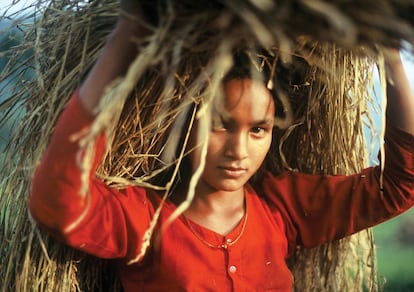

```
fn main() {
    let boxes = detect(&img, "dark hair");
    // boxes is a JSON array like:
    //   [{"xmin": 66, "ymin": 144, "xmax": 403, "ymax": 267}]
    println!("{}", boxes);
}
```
[
  {"xmin": 224, "ymin": 49, "xmax": 286, "ymax": 118},
  {"xmin": 225, "ymin": 48, "xmax": 310, "ymax": 120}
]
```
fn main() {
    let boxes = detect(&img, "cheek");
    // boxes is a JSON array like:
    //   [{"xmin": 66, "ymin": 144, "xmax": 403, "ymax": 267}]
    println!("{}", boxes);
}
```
[
  {"xmin": 205, "ymin": 135, "xmax": 224, "ymax": 160},
  {"xmin": 190, "ymin": 146, "xmax": 201, "ymax": 171},
  {"xmin": 191, "ymin": 132, "xmax": 223, "ymax": 170},
  {"xmin": 251, "ymin": 137, "xmax": 272, "ymax": 166}
]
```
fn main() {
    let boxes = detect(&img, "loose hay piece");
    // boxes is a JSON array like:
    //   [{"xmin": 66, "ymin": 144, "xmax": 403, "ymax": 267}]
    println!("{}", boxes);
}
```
[{"xmin": 1, "ymin": 0, "xmax": 414, "ymax": 291}]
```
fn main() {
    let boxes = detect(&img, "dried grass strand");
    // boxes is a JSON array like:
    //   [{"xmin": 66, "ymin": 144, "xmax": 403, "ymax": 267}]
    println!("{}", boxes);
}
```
[{"xmin": 1, "ymin": 0, "xmax": 413, "ymax": 291}]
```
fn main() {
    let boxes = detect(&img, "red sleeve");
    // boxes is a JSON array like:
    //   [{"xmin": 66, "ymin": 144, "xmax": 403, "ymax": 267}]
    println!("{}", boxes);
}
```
[
  {"xmin": 256, "ymin": 123, "xmax": 414, "ymax": 253},
  {"xmin": 29, "ymin": 91, "xmax": 153, "ymax": 261}
]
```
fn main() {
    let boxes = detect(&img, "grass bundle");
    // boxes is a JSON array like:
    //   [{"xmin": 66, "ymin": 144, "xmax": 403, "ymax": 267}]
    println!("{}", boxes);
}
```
[{"xmin": 1, "ymin": 0, "xmax": 414, "ymax": 291}]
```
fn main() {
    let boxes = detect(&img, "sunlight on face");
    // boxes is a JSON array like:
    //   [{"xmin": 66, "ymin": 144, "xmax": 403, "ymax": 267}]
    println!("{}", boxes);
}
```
[{"xmin": 197, "ymin": 78, "xmax": 275, "ymax": 193}]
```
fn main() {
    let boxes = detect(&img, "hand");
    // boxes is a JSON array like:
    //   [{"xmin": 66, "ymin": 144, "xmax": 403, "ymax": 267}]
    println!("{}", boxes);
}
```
[
  {"xmin": 120, "ymin": 0, "xmax": 142, "ymax": 13},
  {"xmin": 120, "ymin": 0, "xmax": 160, "ymax": 27}
]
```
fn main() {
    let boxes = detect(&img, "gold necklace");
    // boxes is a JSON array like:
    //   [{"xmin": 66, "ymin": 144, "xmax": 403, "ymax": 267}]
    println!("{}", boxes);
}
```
[{"xmin": 184, "ymin": 202, "xmax": 248, "ymax": 250}]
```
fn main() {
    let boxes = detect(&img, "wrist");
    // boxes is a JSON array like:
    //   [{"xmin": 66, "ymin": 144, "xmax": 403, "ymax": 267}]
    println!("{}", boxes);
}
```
[
  {"xmin": 115, "ymin": 14, "xmax": 149, "ymax": 38},
  {"xmin": 384, "ymin": 49, "xmax": 402, "ymax": 67}
]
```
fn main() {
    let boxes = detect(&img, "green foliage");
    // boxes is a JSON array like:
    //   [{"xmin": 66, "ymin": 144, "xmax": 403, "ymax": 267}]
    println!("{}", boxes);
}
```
[
  {"xmin": 374, "ymin": 208, "xmax": 414, "ymax": 291},
  {"xmin": 0, "ymin": 19, "xmax": 33, "ymax": 151}
]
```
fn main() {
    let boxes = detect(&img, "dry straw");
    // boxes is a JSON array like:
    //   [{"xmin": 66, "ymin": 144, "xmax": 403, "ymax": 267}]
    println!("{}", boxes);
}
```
[{"xmin": 1, "ymin": 0, "xmax": 414, "ymax": 291}]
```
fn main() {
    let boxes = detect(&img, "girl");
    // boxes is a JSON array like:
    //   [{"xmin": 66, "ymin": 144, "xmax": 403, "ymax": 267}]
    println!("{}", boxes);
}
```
[{"xmin": 29, "ymin": 1, "xmax": 414, "ymax": 291}]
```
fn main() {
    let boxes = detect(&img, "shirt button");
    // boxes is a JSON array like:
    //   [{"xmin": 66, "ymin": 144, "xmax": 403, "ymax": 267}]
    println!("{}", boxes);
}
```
[{"xmin": 229, "ymin": 265, "xmax": 237, "ymax": 273}]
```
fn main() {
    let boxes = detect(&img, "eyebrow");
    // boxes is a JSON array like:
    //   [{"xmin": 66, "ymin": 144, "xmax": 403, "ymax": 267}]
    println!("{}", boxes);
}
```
[
  {"xmin": 253, "ymin": 118, "xmax": 274, "ymax": 125},
  {"xmin": 218, "ymin": 114, "xmax": 274, "ymax": 126},
  {"xmin": 252, "ymin": 118, "xmax": 274, "ymax": 126}
]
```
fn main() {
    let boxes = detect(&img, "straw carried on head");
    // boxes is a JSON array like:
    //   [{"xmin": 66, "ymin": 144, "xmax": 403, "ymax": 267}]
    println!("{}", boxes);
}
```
[{"xmin": 1, "ymin": 0, "xmax": 414, "ymax": 291}]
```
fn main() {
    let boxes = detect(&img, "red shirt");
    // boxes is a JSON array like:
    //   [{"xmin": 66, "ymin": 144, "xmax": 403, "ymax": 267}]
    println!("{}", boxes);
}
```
[{"xmin": 30, "ymin": 91, "xmax": 414, "ymax": 291}]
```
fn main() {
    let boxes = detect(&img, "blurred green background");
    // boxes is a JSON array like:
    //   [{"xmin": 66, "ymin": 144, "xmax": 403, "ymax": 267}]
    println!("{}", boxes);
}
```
[{"xmin": 374, "ymin": 209, "xmax": 414, "ymax": 291}]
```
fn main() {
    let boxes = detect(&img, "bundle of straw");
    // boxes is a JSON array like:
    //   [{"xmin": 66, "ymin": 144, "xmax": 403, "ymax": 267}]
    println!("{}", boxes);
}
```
[{"xmin": 1, "ymin": 0, "xmax": 413, "ymax": 291}]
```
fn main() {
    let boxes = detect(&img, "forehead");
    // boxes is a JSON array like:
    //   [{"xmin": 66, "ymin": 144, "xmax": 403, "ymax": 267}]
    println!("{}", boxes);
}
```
[{"xmin": 217, "ymin": 78, "xmax": 275, "ymax": 120}]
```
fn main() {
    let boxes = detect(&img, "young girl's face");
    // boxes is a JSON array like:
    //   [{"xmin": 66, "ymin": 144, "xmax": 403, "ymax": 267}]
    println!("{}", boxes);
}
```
[{"xmin": 197, "ymin": 78, "xmax": 275, "ymax": 193}]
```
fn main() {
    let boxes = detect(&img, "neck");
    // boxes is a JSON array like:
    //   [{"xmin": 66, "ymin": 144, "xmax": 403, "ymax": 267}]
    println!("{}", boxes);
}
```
[
  {"xmin": 178, "ymin": 182, "xmax": 246, "ymax": 235},
  {"xmin": 195, "ymin": 181, "xmax": 244, "ymax": 211}
]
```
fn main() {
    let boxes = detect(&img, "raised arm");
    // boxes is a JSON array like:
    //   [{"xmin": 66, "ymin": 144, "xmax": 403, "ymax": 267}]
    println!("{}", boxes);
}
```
[
  {"xmin": 258, "ymin": 50, "xmax": 414, "ymax": 253},
  {"xmin": 385, "ymin": 50, "xmax": 414, "ymax": 135},
  {"xmin": 29, "ymin": 1, "xmax": 153, "ymax": 248},
  {"xmin": 79, "ymin": 0, "xmax": 150, "ymax": 113}
]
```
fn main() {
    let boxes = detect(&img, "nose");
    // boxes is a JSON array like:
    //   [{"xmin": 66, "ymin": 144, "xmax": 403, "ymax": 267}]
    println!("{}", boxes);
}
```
[{"xmin": 225, "ymin": 132, "xmax": 248, "ymax": 160}]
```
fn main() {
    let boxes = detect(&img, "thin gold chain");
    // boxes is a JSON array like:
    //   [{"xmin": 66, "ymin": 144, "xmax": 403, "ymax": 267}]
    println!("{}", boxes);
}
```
[{"xmin": 183, "ymin": 201, "xmax": 248, "ymax": 250}]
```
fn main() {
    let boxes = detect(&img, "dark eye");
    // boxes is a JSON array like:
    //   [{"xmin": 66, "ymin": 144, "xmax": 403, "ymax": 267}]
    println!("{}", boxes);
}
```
[
  {"xmin": 250, "ymin": 126, "xmax": 272, "ymax": 138},
  {"xmin": 250, "ymin": 127, "xmax": 265, "ymax": 137}
]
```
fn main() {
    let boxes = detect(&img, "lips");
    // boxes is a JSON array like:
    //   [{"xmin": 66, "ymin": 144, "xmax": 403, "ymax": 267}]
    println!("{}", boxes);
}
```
[{"xmin": 218, "ymin": 165, "xmax": 247, "ymax": 178}]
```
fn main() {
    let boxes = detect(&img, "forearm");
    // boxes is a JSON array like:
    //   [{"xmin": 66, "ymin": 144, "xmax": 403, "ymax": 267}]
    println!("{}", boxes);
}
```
[
  {"xmin": 30, "ymin": 92, "xmax": 104, "ymax": 232},
  {"xmin": 79, "ymin": 11, "xmax": 150, "ymax": 114},
  {"xmin": 385, "ymin": 51, "xmax": 414, "ymax": 135}
]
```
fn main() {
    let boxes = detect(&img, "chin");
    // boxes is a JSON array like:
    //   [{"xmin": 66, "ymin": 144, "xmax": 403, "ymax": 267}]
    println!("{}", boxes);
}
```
[
  {"xmin": 217, "ymin": 186, "xmax": 240, "ymax": 192},
  {"xmin": 214, "ymin": 180, "xmax": 246, "ymax": 192},
  {"xmin": 200, "ymin": 176, "xmax": 249, "ymax": 193}
]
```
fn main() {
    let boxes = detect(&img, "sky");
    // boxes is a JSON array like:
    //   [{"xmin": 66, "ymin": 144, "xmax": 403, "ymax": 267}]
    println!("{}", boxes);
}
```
[
  {"xmin": 401, "ymin": 51, "xmax": 414, "ymax": 85},
  {"xmin": 1, "ymin": 0, "xmax": 35, "ymax": 15}
]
